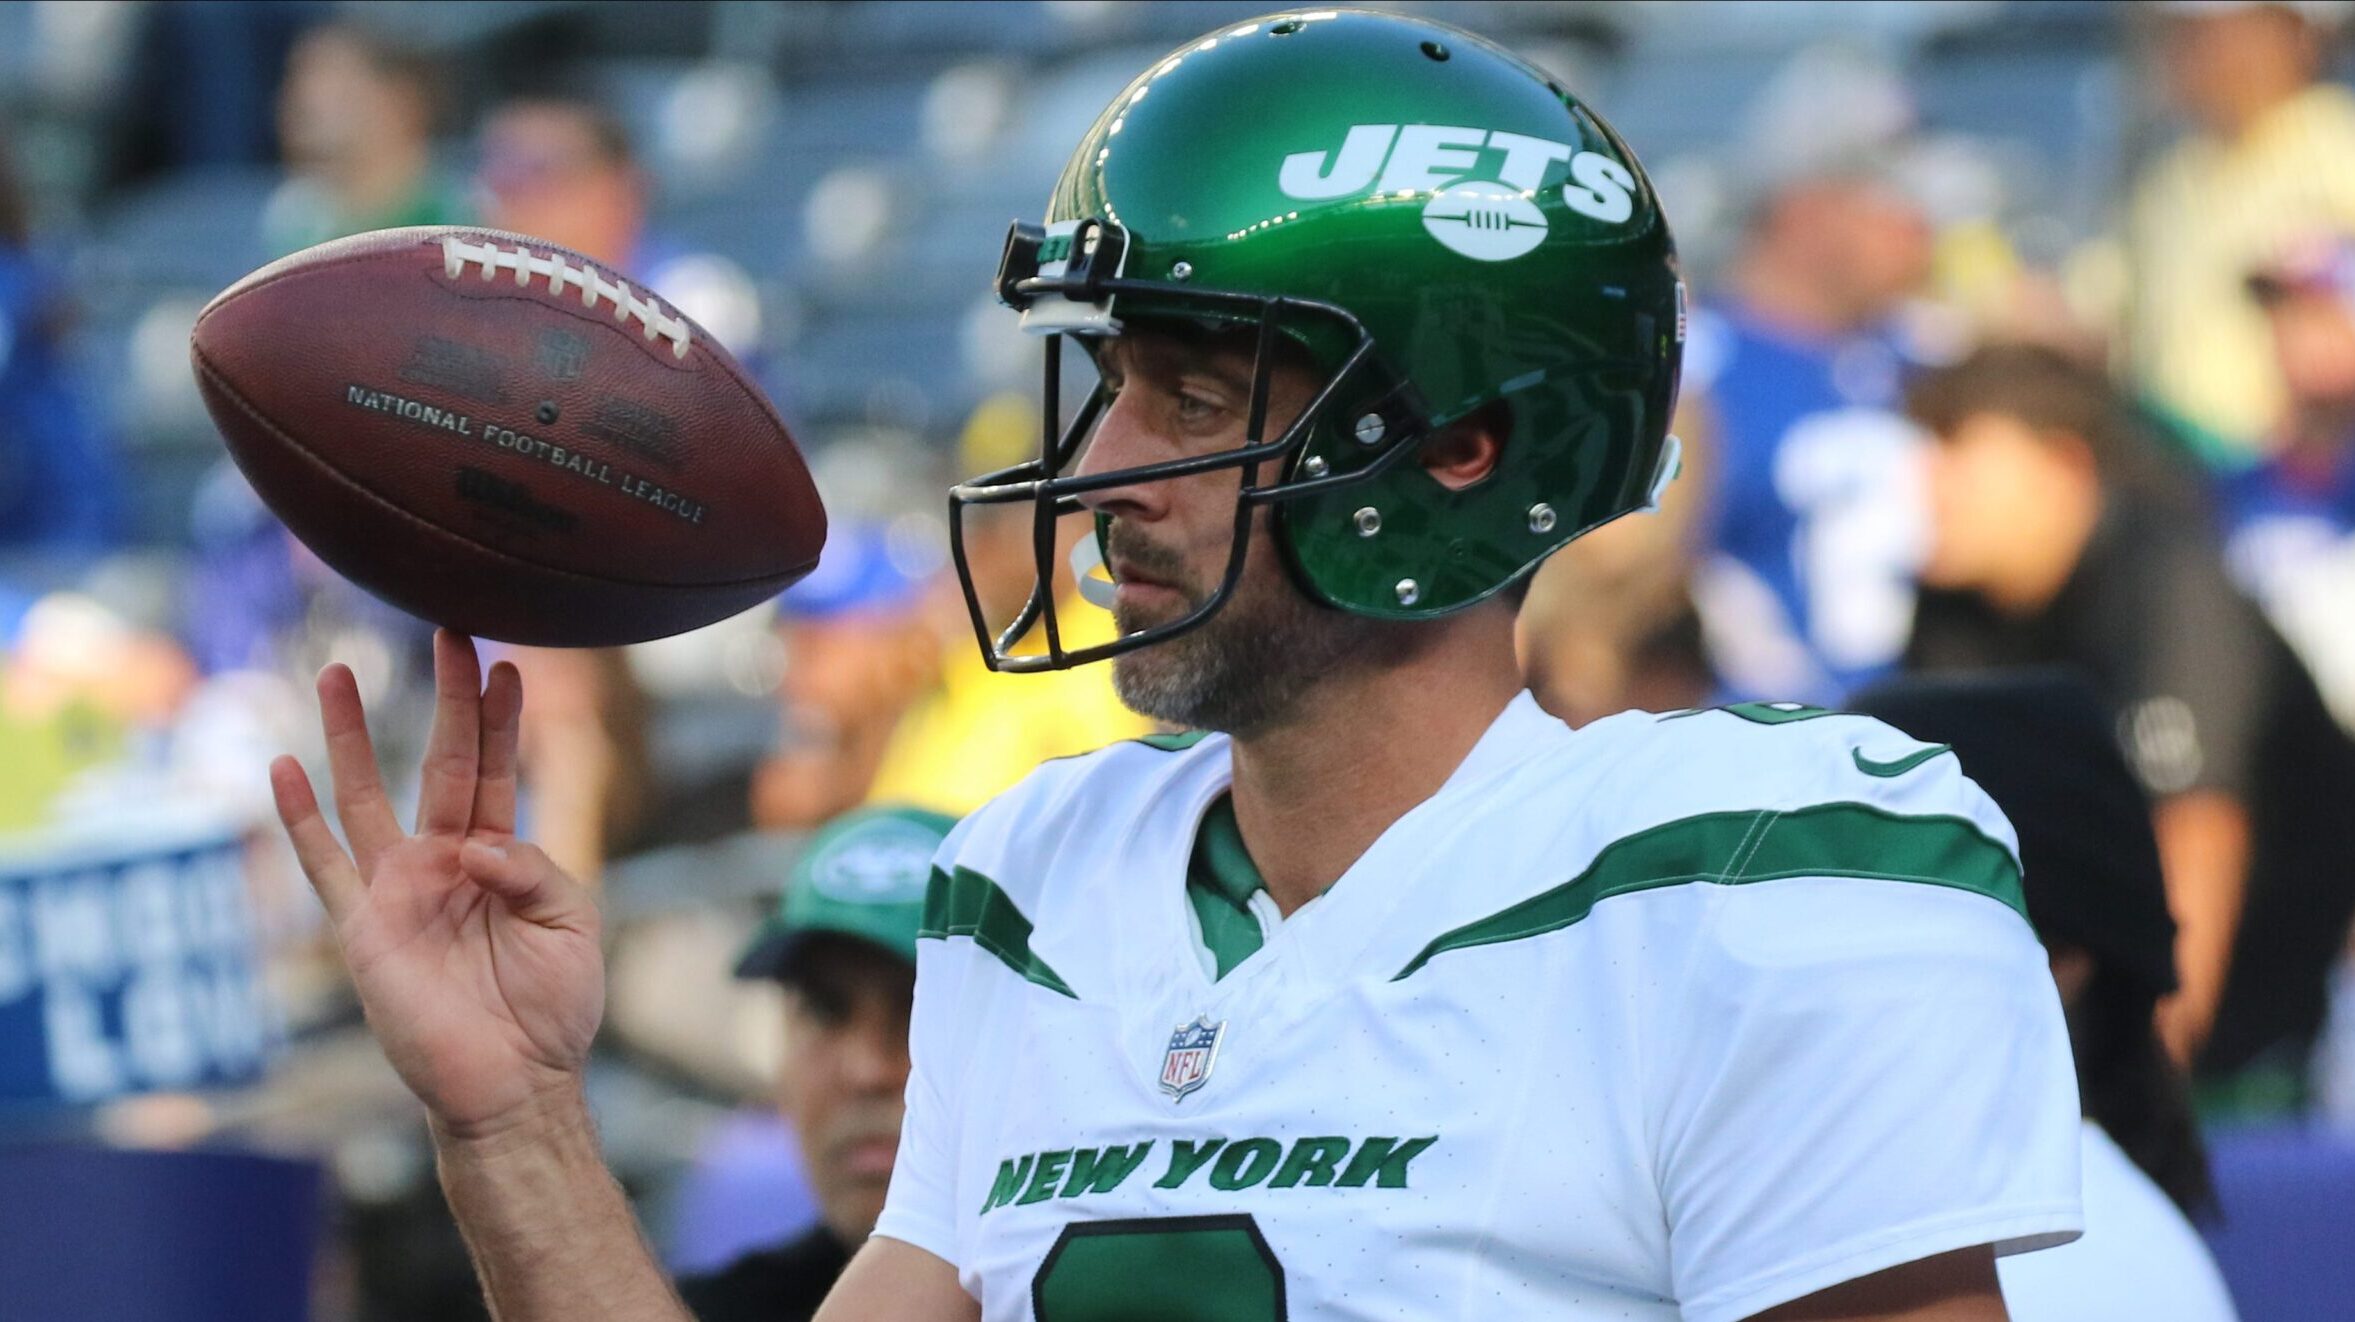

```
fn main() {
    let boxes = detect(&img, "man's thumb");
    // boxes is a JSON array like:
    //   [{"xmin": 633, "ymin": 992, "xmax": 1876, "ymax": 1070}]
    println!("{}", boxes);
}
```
[{"xmin": 459, "ymin": 839, "xmax": 591, "ymax": 929}]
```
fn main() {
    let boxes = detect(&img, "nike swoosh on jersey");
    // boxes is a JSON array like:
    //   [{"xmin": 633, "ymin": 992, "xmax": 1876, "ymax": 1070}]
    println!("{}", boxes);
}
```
[{"xmin": 1852, "ymin": 743, "xmax": 1953, "ymax": 778}]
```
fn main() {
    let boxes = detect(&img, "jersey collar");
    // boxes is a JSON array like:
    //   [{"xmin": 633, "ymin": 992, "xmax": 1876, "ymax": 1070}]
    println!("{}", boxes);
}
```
[{"xmin": 1185, "ymin": 689, "xmax": 1570, "ymax": 990}]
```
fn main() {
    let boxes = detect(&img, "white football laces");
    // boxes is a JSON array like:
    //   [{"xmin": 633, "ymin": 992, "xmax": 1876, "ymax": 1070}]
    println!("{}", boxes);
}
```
[{"xmin": 440, "ymin": 235, "xmax": 692, "ymax": 360}]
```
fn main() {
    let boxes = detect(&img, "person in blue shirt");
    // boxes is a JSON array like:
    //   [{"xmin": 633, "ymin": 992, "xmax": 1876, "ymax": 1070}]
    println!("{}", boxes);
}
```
[
  {"xmin": 2229, "ymin": 236, "xmax": 2355, "ymax": 731},
  {"xmin": 1682, "ymin": 161, "xmax": 1936, "ymax": 705},
  {"xmin": 0, "ymin": 143, "xmax": 118, "ymax": 554}
]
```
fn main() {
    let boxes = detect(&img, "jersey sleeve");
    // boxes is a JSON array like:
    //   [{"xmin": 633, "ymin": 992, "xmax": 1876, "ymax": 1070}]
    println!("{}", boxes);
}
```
[
  {"xmin": 869, "ymin": 819, "xmax": 978, "ymax": 1267},
  {"xmin": 1644, "ymin": 717, "xmax": 2083, "ymax": 1322}
]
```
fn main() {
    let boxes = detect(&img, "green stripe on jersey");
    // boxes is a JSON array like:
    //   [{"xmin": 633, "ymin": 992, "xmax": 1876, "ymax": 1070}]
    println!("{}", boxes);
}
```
[
  {"xmin": 1139, "ymin": 730, "xmax": 1214, "ymax": 752},
  {"xmin": 1188, "ymin": 795, "xmax": 1268, "ymax": 980},
  {"xmin": 921, "ymin": 865, "xmax": 1076, "ymax": 998},
  {"xmin": 1393, "ymin": 802, "xmax": 2023, "ymax": 980}
]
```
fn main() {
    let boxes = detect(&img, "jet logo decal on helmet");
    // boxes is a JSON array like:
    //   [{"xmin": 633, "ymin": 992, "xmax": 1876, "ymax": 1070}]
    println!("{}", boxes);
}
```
[
  {"xmin": 1421, "ymin": 182, "xmax": 1548, "ymax": 261},
  {"xmin": 1278, "ymin": 123, "xmax": 1637, "ymax": 231}
]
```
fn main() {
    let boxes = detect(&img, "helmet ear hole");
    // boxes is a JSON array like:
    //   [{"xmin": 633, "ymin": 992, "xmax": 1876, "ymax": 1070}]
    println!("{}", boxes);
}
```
[{"xmin": 1421, "ymin": 400, "xmax": 1512, "ymax": 493}]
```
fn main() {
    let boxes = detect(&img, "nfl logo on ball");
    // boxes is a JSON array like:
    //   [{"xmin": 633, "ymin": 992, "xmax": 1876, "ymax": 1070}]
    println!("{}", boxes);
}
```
[{"xmin": 1158, "ymin": 1015, "xmax": 1225, "ymax": 1102}]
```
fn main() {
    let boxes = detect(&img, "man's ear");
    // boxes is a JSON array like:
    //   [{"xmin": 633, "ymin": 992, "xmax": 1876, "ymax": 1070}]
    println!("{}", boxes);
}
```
[{"xmin": 1421, "ymin": 400, "xmax": 1510, "ymax": 492}]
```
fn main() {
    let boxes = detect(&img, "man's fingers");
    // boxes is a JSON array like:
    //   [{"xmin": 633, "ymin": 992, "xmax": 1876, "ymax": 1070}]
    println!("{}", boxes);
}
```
[
  {"xmin": 271, "ymin": 755, "xmax": 365, "ymax": 922},
  {"xmin": 459, "ymin": 839, "xmax": 595, "ymax": 933},
  {"xmin": 471, "ymin": 660, "xmax": 523, "ymax": 837},
  {"xmin": 416, "ymin": 630, "xmax": 485, "ymax": 837},
  {"xmin": 316, "ymin": 663, "xmax": 404, "ymax": 872}
]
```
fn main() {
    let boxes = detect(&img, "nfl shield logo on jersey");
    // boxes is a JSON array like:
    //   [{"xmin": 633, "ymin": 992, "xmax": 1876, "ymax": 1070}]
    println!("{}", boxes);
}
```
[{"xmin": 1158, "ymin": 1015, "xmax": 1225, "ymax": 1102}]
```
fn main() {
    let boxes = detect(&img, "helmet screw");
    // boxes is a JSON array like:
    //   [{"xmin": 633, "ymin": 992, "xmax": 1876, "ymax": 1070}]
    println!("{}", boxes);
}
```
[
  {"xmin": 1528, "ymin": 502, "xmax": 1557, "ymax": 534},
  {"xmin": 1395, "ymin": 578, "xmax": 1421, "ymax": 606},
  {"xmin": 1353, "ymin": 413, "xmax": 1386, "ymax": 446},
  {"xmin": 1169, "ymin": 260, "xmax": 1194, "ymax": 281},
  {"xmin": 1353, "ymin": 506, "xmax": 1382, "ymax": 537},
  {"xmin": 1300, "ymin": 455, "xmax": 1329, "ymax": 478}
]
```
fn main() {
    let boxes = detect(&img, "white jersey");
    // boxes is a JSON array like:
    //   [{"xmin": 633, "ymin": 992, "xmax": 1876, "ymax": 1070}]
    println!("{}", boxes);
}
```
[
  {"xmin": 1997, "ymin": 1122, "xmax": 2237, "ymax": 1322},
  {"xmin": 875, "ymin": 693, "xmax": 2082, "ymax": 1321}
]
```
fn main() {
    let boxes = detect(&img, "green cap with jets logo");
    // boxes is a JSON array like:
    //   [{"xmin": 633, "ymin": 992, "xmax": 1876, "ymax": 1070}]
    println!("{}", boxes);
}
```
[{"xmin": 733, "ymin": 805, "xmax": 957, "ymax": 979}]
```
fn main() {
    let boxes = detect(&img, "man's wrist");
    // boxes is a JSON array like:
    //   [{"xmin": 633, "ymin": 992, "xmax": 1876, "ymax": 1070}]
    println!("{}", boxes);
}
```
[
  {"xmin": 426, "ymin": 1080, "xmax": 689, "ymax": 1321},
  {"xmin": 428, "ymin": 1086, "xmax": 596, "ymax": 1157}
]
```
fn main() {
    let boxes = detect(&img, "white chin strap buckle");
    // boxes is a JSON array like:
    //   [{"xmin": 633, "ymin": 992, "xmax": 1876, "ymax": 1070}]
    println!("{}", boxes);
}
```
[
  {"xmin": 1642, "ymin": 434, "xmax": 1684, "ymax": 512},
  {"xmin": 1071, "ymin": 536, "xmax": 1118, "ymax": 609}
]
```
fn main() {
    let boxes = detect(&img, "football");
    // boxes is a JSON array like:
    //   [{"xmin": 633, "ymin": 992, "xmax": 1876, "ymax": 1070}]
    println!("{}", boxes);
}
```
[{"xmin": 189, "ymin": 226, "xmax": 825, "ymax": 646}]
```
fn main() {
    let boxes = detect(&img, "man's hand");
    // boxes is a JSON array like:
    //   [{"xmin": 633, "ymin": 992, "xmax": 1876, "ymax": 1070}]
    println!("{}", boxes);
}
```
[{"xmin": 272, "ymin": 630, "xmax": 605, "ymax": 1138}]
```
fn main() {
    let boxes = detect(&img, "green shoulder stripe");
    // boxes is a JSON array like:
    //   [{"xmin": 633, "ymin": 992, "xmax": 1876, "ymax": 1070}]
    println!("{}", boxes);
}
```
[
  {"xmin": 920, "ymin": 865, "xmax": 1076, "ymax": 998},
  {"xmin": 1138, "ymin": 731, "xmax": 1212, "ymax": 752},
  {"xmin": 1393, "ymin": 802, "xmax": 2023, "ymax": 980}
]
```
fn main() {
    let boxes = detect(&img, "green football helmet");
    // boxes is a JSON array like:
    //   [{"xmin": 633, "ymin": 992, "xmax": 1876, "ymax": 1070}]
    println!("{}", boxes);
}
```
[{"xmin": 952, "ymin": 6, "xmax": 1684, "ymax": 671}]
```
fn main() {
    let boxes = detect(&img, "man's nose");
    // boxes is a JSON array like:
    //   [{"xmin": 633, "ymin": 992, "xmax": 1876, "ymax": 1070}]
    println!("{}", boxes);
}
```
[
  {"xmin": 1071, "ymin": 386, "xmax": 1168, "ymax": 520},
  {"xmin": 839, "ymin": 1022, "xmax": 911, "ymax": 1096}
]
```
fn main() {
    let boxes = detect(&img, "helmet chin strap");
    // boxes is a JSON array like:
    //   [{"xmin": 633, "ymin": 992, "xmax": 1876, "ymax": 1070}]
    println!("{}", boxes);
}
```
[
  {"xmin": 1071, "ymin": 535, "xmax": 1118, "ymax": 610},
  {"xmin": 1641, "ymin": 434, "xmax": 1684, "ymax": 512}
]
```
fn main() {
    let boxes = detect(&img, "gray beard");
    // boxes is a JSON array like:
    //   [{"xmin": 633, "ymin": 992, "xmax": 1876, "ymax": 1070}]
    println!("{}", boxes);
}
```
[{"xmin": 1109, "ymin": 575, "xmax": 1399, "ymax": 738}]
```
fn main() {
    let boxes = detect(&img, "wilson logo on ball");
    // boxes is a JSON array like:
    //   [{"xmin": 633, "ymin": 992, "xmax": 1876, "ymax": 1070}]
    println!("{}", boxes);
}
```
[{"xmin": 1420, "ymin": 182, "xmax": 1548, "ymax": 261}]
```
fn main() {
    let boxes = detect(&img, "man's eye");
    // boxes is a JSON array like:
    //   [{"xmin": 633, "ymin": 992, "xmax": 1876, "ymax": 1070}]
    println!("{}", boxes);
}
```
[
  {"xmin": 1176, "ymin": 392, "xmax": 1221, "ymax": 421},
  {"xmin": 791, "ymin": 988, "xmax": 852, "ymax": 1026}
]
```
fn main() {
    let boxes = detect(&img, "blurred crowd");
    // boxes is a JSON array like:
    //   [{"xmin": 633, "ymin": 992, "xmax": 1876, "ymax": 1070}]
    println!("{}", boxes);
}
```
[{"xmin": 4, "ymin": 1, "xmax": 2355, "ymax": 1318}]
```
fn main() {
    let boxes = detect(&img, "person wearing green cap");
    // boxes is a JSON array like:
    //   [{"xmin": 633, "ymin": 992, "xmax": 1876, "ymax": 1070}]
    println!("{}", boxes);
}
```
[{"xmin": 674, "ymin": 806, "xmax": 954, "ymax": 1322}]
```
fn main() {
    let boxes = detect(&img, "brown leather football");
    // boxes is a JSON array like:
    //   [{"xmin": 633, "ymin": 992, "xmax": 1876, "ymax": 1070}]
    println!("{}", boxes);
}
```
[{"xmin": 190, "ymin": 226, "xmax": 826, "ymax": 646}]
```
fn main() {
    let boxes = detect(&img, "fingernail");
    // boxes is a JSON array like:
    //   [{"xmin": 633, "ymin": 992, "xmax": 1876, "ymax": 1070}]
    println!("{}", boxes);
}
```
[{"xmin": 466, "ymin": 841, "xmax": 508, "ymax": 861}]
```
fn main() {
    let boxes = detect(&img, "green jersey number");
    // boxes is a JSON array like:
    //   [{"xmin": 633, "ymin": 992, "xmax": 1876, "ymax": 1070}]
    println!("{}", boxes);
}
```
[{"xmin": 1032, "ymin": 1214, "xmax": 1287, "ymax": 1321}]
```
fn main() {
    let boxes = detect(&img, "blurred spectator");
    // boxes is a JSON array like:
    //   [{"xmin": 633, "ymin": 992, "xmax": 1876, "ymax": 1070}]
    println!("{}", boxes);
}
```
[
  {"xmin": 1516, "ymin": 420, "xmax": 1711, "ymax": 725},
  {"xmin": 2123, "ymin": 0, "xmax": 2355, "ymax": 459},
  {"xmin": 493, "ymin": 642, "xmax": 650, "ymax": 886},
  {"xmin": 752, "ymin": 525, "xmax": 940, "ymax": 830},
  {"xmin": 858, "ymin": 394, "xmax": 1154, "ymax": 814},
  {"xmin": 1852, "ymin": 671, "xmax": 2231, "ymax": 1321},
  {"xmin": 475, "ymin": 97, "xmax": 647, "ymax": 268},
  {"xmin": 0, "ymin": 138, "xmax": 120, "ymax": 553},
  {"xmin": 180, "ymin": 461, "xmax": 431, "ymax": 684},
  {"xmin": 754, "ymin": 395, "xmax": 1153, "ymax": 830},
  {"xmin": 1517, "ymin": 536, "xmax": 1711, "ymax": 726},
  {"xmin": 475, "ymin": 95, "xmax": 764, "ymax": 359},
  {"xmin": 1681, "ymin": 161, "xmax": 1935, "ymax": 704},
  {"xmin": 2227, "ymin": 234, "xmax": 2355, "ymax": 732},
  {"xmin": 106, "ymin": 0, "xmax": 321, "ymax": 189},
  {"xmin": 1904, "ymin": 344, "xmax": 2355, "ymax": 1107},
  {"xmin": 676, "ymin": 806, "xmax": 950, "ymax": 1322},
  {"xmin": 265, "ymin": 21, "xmax": 464, "ymax": 254}
]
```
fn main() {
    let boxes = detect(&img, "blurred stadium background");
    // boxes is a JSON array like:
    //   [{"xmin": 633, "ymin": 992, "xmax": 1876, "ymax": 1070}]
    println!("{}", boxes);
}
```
[{"xmin": 4, "ymin": 1, "xmax": 2355, "ymax": 1318}]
